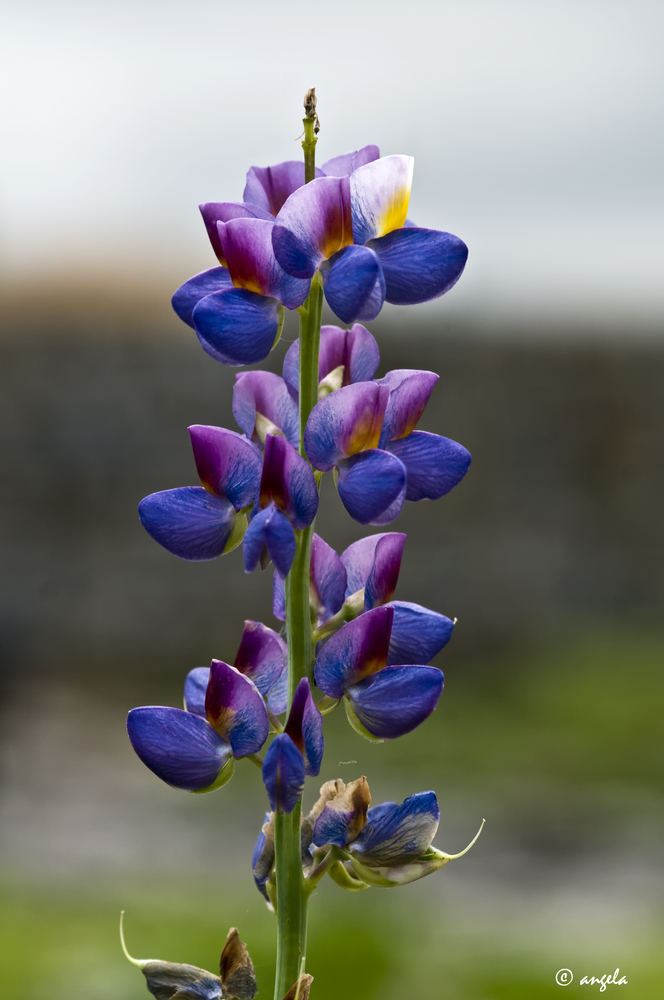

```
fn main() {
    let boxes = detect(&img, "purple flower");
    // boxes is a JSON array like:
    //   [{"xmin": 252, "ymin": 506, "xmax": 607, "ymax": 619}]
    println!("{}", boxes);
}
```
[
  {"xmin": 271, "ymin": 154, "xmax": 468, "ymax": 324},
  {"xmin": 282, "ymin": 323, "xmax": 380, "ymax": 402},
  {"xmin": 171, "ymin": 146, "xmax": 380, "ymax": 368},
  {"xmin": 138, "ymin": 425, "xmax": 262, "ymax": 561},
  {"xmin": 304, "ymin": 370, "xmax": 471, "ymax": 524},
  {"xmin": 314, "ymin": 605, "xmax": 444, "ymax": 740},
  {"xmin": 242, "ymin": 434, "xmax": 319, "ymax": 578},
  {"xmin": 232, "ymin": 370, "xmax": 299, "ymax": 450},
  {"xmin": 127, "ymin": 660, "xmax": 269, "ymax": 792}
]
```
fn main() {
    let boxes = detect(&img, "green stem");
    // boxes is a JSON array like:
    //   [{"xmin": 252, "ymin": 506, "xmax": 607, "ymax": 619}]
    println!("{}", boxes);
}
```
[
  {"xmin": 274, "ymin": 802, "xmax": 309, "ymax": 997},
  {"xmin": 274, "ymin": 140, "xmax": 323, "ymax": 1000},
  {"xmin": 301, "ymin": 116, "xmax": 318, "ymax": 184}
]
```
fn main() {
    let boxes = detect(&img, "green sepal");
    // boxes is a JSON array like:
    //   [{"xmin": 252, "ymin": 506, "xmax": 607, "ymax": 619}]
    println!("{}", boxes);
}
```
[
  {"xmin": 344, "ymin": 697, "xmax": 384, "ymax": 743},
  {"xmin": 328, "ymin": 861, "xmax": 371, "ymax": 892},
  {"xmin": 191, "ymin": 756, "xmax": 235, "ymax": 794},
  {"xmin": 347, "ymin": 855, "xmax": 400, "ymax": 888},
  {"xmin": 223, "ymin": 510, "xmax": 249, "ymax": 555}
]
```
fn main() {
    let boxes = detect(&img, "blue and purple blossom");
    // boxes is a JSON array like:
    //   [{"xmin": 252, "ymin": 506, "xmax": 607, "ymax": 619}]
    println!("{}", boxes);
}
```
[
  {"xmin": 282, "ymin": 323, "xmax": 380, "ymax": 401},
  {"xmin": 262, "ymin": 678, "xmax": 324, "ymax": 813}
]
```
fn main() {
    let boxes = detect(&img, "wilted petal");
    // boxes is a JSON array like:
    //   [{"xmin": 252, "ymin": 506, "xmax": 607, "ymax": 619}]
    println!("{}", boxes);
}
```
[
  {"xmin": 252, "ymin": 811, "xmax": 275, "ymax": 903},
  {"xmin": 205, "ymin": 661, "xmax": 269, "ymax": 757},
  {"xmin": 312, "ymin": 776, "xmax": 371, "ymax": 848},
  {"xmin": 192, "ymin": 288, "xmax": 283, "ymax": 367},
  {"xmin": 272, "ymin": 176, "xmax": 353, "ymax": 279},
  {"xmin": 314, "ymin": 605, "xmax": 393, "ymax": 699},
  {"xmin": 172, "ymin": 267, "xmax": 234, "ymax": 328},
  {"xmin": 200, "ymin": 201, "xmax": 273, "ymax": 264},
  {"xmin": 310, "ymin": 533, "xmax": 347, "ymax": 621},
  {"xmin": 218, "ymin": 218, "xmax": 310, "ymax": 310},
  {"xmin": 219, "ymin": 927, "xmax": 257, "ymax": 1000},
  {"xmin": 387, "ymin": 431, "xmax": 471, "ymax": 501},
  {"xmin": 184, "ymin": 666, "xmax": 210, "ymax": 717},
  {"xmin": 336, "ymin": 450, "xmax": 406, "ymax": 525},
  {"xmin": 243, "ymin": 160, "xmax": 323, "ymax": 217},
  {"xmin": 259, "ymin": 434, "xmax": 319, "ymax": 529},
  {"xmin": 283, "ymin": 974, "xmax": 314, "ymax": 1000},
  {"xmin": 272, "ymin": 570, "xmax": 286, "ymax": 622},
  {"xmin": 304, "ymin": 382, "xmax": 389, "ymax": 470},
  {"xmin": 283, "ymin": 323, "xmax": 380, "ymax": 398},
  {"xmin": 351, "ymin": 791, "xmax": 440, "ymax": 866},
  {"xmin": 243, "ymin": 503, "xmax": 297, "ymax": 578},
  {"xmin": 320, "ymin": 245, "xmax": 386, "ymax": 324},
  {"xmin": 321, "ymin": 144, "xmax": 380, "ymax": 177},
  {"xmin": 340, "ymin": 532, "xmax": 405, "ymax": 607},
  {"xmin": 284, "ymin": 678, "xmax": 324, "ymax": 776},
  {"xmin": 369, "ymin": 227, "xmax": 468, "ymax": 304},
  {"xmin": 188, "ymin": 425, "xmax": 262, "ymax": 509},
  {"xmin": 141, "ymin": 960, "xmax": 222, "ymax": 1000},
  {"xmin": 377, "ymin": 370, "xmax": 439, "ymax": 446},
  {"xmin": 346, "ymin": 665, "xmax": 443, "ymax": 740},
  {"xmin": 262, "ymin": 733, "xmax": 306, "ymax": 813},
  {"xmin": 387, "ymin": 601, "xmax": 454, "ymax": 665},
  {"xmin": 233, "ymin": 371, "xmax": 299, "ymax": 449},
  {"xmin": 138, "ymin": 487, "xmax": 241, "ymax": 561},
  {"xmin": 234, "ymin": 620, "xmax": 287, "ymax": 696},
  {"xmin": 350, "ymin": 155, "xmax": 414, "ymax": 245},
  {"xmin": 127, "ymin": 706, "xmax": 233, "ymax": 792}
]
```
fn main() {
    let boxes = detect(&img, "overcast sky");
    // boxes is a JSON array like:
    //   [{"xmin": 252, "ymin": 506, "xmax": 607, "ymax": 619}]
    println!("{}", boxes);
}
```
[{"xmin": 1, "ymin": 0, "xmax": 663, "ymax": 327}]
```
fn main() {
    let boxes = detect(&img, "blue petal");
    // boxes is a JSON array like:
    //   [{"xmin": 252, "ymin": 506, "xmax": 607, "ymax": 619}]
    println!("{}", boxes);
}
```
[
  {"xmin": 367, "ymin": 801, "xmax": 397, "ymax": 823},
  {"xmin": 284, "ymin": 678, "xmax": 324, "ymax": 777},
  {"xmin": 310, "ymin": 533, "xmax": 347, "ymax": 621},
  {"xmin": 243, "ymin": 503, "xmax": 296, "ymax": 578},
  {"xmin": 312, "ymin": 776, "xmax": 371, "ymax": 849},
  {"xmin": 351, "ymin": 791, "xmax": 440, "ymax": 865},
  {"xmin": 127, "ymin": 706, "xmax": 232, "ymax": 791},
  {"xmin": 387, "ymin": 431, "xmax": 471, "ymax": 501},
  {"xmin": 320, "ymin": 245, "xmax": 386, "ymax": 324},
  {"xmin": 336, "ymin": 450, "xmax": 406, "ymax": 525},
  {"xmin": 171, "ymin": 267, "xmax": 233, "ymax": 327},
  {"xmin": 252, "ymin": 811, "xmax": 274, "ymax": 902},
  {"xmin": 272, "ymin": 570, "xmax": 286, "ymax": 621},
  {"xmin": 262, "ymin": 733, "xmax": 305, "ymax": 813},
  {"xmin": 368, "ymin": 228, "xmax": 468, "ymax": 305},
  {"xmin": 192, "ymin": 288, "xmax": 282, "ymax": 367},
  {"xmin": 346, "ymin": 665, "xmax": 444, "ymax": 739},
  {"xmin": 387, "ymin": 601, "xmax": 455, "ymax": 665},
  {"xmin": 138, "ymin": 487, "xmax": 238, "ymax": 561},
  {"xmin": 183, "ymin": 666, "xmax": 210, "ymax": 716},
  {"xmin": 266, "ymin": 667, "xmax": 288, "ymax": 715}
]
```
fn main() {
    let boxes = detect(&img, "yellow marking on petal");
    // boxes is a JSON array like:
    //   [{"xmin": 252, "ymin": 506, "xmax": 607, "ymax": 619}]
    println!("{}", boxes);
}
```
[
  {"xmin": 232, "ymin": 275, "xmax": 265, "ymax": 295},
  {"xmin": 210, "ymin": 705, "xmax": 237, "ymax": 741},
  {"xmin": 346, "ymin": 409, "xmax": 383, "ymax": 456},
  {"xmin": 376, "ymin": 184, "xmax": 411, "ymax": 239}
]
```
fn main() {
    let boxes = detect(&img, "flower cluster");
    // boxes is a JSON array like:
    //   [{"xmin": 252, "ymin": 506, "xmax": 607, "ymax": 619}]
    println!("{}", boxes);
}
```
[{"xmin": 171, "ymin": 145, "xmax": 467, "ymax": 366}]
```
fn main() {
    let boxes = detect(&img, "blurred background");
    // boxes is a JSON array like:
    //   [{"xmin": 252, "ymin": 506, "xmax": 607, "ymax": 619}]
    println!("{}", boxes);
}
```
[{"xmin": 1, "ymin": 1, "xmax": 663, "ymax": 997}]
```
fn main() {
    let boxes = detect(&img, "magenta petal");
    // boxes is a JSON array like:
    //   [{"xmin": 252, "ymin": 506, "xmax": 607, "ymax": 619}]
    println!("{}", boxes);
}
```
[
  {"xmin": 321, "ymin": 145, "xmax": 380, "ymax": 178},
  {"xmin": 340, "ymin": 533, "xmax": 406, "ymax": 606},
  {"xmin": 234, "ymin": 620, "xmax": 287, "ymax": 696},
  {"xmin": 218, "ymin": 218, "xmax": 310, "ymax": 309},
  {"xmin": 304, "ymin": 382, "xmax": 390, "ymax": 470},
  {"xmin": 243, "ymin": 160, "xmax": 323, "ymax": 217},
  {"xmin": 171, "ymin": 267, "xmax": 233, "ymax": 328},
  {"xmin": 272, "ymin": 176, "xmax": 353, "ymax": 279},
  {"xmin": 127, "ymin": 706, "xmax": 231, "ymax": 792},
  {"xmin": 314, "ymin": 605, "xmax": 394, "ymax": 699},
  {"xmin": 377, "ymin": 370, "xmax": 439, "ymax": 446},
  {"xmin": 259, "ymin": 434, "xmax": 319, "ymax": 530},
  {"xmin": 232, "ymin": 371, "xmax": 299, "ymax": 449},
  {"xmin": 188, "ymin": 425, "xmax": 262, "ymax": 509},
  {"xmin": 205, "ymin": 660, "xmax": 269, "ymax": 757},
  {"xmin": 310, "ymin": 533, "xmax": 347, "ymax": 621},
  {"xmin": 284, "ymin": 678, "xmax": 324, "ymax": 777},
  {"xmin": 199, "ymin": 202, "xmax": 273, "ymax": 263}
]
